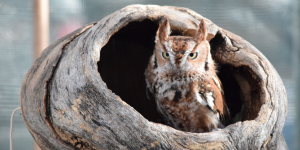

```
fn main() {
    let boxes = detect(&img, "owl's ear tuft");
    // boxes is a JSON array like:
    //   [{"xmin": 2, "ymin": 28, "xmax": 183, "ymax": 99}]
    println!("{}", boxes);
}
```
[
  {"xmin": 156, "ymin": 18, "xmax": 171, "ymax": 44},
  {"xmin": 194, "ymin": 19, "xmax": 207, "ymax": 43}
]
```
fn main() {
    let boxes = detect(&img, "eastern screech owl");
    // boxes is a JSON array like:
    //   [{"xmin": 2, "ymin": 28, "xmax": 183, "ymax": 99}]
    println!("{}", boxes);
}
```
[{"xmin": 145, "ymin": 18, "xmax": 231, "ymax": 133}]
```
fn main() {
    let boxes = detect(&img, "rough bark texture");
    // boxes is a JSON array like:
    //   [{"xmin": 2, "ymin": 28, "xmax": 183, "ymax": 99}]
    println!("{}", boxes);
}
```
[{"xmin": 21, "ymin": 5, "xmax": 288, "ymax": 150}]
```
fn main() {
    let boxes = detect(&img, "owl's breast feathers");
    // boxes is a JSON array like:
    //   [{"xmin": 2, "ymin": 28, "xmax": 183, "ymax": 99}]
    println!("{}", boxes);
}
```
[{"xmin": 146, "ymin": 72, "xmax": 231, "ymax": 132}]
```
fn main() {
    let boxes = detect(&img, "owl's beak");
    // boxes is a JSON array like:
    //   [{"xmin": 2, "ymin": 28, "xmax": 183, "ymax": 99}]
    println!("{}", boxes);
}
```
[{"xmin": 174, "ymin": 52, "xmax": 184, "ymax": 67}]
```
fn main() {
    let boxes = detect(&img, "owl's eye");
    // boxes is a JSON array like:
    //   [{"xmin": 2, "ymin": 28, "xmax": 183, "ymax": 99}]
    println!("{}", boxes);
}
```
[
  {"xmin": 162, "ymin": 52, "xmax": 170, "ymax": 59},
  {"xmin": 188, "ymin": 52, "xmax": 198, "ymax": 60}
]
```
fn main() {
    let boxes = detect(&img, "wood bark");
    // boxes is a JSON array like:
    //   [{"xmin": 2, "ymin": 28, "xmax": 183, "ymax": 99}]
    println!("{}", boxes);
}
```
[{"xmin": 21, "ymin": 5, "xmax": 288, "ymax": 150}]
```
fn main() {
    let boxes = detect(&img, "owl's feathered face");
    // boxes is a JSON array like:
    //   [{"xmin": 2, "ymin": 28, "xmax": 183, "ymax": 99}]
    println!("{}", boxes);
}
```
[{"xmin": 153, "ymin": 19, "xmax": 213, "ymax": 78}]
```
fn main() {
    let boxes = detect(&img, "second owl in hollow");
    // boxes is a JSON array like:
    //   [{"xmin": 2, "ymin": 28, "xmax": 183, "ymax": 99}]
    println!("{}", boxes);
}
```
[{"xmin": 145, "ymin": 18, "xmax": 231, "ymax": 133}]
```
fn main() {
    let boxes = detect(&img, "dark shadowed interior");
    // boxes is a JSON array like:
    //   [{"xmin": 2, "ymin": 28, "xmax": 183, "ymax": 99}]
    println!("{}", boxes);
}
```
[
  {"xmin": 97, "ymin": 19, "xmax": 259, "ymax": 126},
  {"xmin": 210, "ymin": 33, "xmax": 262, "ymax": 121},
  {"xmin": 97, "ymin": 19, "xmax": 165, "ymax": 123}
]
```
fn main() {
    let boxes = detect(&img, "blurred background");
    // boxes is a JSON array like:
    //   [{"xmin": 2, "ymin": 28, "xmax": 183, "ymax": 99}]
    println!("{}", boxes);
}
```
[{"xmin": 0, "ymin": 0, "xmax": 299, "ymax": 149}]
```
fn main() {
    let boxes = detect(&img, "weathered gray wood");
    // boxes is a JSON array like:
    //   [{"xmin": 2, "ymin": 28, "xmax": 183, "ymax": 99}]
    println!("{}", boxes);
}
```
[{"xmin": 21, "ymin": 5, "xmax": 287, "ymax": 149}]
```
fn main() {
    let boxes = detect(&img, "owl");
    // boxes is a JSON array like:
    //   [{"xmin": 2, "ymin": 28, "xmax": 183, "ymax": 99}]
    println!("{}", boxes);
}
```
[{"xmin": 145, "ymin": 18, "xmax": 231, "ymax": 133}]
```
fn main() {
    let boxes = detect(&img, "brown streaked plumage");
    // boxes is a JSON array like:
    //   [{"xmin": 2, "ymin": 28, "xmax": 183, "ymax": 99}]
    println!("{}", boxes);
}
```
[{"xmin": 145, "ymin": 18, "xmax": 231, "ymax": 133}]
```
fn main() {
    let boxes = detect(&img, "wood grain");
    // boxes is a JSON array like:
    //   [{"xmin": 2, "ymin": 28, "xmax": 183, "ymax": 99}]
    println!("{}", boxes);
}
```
[{"xmin": 21, "ymin": 5, "xmax": 287, "ymax": 149}]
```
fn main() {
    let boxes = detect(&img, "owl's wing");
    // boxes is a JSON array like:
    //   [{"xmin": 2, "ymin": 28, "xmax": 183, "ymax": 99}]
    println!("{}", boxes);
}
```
[
  {"xmin": 201, "ymin": 76, "xmax": 232, "ymax": 126},
  {"xmin": 211, "ymin": 76, "xmax": 232, "ymax": 126}
]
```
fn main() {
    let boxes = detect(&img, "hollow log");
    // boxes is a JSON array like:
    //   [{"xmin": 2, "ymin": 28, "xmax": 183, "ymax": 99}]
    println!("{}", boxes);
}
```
[{"xmin": 20, "ymin": 5, "xmax": 288, "ymax": 150}]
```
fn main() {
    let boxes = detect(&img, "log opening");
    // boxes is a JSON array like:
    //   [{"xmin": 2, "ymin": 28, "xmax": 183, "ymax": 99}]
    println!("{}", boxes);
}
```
[{"xmin": 97, "ymin": 19, "xmax": 258, "ymax": 128}]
